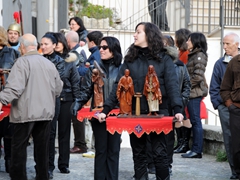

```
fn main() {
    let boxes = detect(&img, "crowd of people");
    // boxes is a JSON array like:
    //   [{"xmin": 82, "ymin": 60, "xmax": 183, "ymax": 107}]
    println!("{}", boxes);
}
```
[{"xmin": 0, "ymin": 13, "xmax": 239, "ymax": 180}]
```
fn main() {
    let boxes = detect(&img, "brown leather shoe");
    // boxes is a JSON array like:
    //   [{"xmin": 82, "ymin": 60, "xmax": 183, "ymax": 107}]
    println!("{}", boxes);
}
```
[{"xmin": 70, "ymin": 146, "xmax": 87, "ymax": 154}]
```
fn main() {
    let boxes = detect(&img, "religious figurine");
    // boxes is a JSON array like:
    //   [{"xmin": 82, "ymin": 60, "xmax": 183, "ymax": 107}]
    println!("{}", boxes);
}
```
[
  {"xmin": 92, "ymin": 68, "xmax": 104, "ymax": 109},
  {"xmin": 143, "ymin": 65, "xmax": 162, "ymax": 116},
  {"xmin": 117, "ymin": 69, "xmax": 135, "ymax": 116}
]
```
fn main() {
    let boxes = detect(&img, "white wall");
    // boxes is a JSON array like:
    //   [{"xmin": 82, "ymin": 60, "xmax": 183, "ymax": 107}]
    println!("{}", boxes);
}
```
[{"xmin": 0, "ymin": 1, "xmax": 2, "ymax": 26}]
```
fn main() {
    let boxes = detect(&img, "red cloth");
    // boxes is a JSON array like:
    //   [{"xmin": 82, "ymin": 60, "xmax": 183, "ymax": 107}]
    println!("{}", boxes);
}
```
[
  {"xmin": 77, "ymin": 107, "xmax": 119, "ymax": 122},
  {"xmin": 106, "ymin": 116, "xmax": 173, "ymax": 138},
  {"xmin": 0, "ymin": 105, "xmax": 11, "ymax": 121},
  {"xmin": 179, "ymin": 50, "xmax": 189, "ymax": 64}
]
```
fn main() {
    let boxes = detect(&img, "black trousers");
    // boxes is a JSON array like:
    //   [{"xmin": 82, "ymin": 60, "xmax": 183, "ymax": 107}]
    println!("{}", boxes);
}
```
[
  {"xmin": 72, "ymin": 115, "xmax": 87, "ymax": 150},
  {"xmin": 229, "ymin": 105, "xmax": 240, "ymax": 178},
  {"xmin": 57, "ymin": 101, "xmax": 72, "ymax": 170},
  {"xmin": 130, "ymin": 132, "xmax": 169, "ymax": 180},
  {"xmin": 0, "ymin": 116, "xmax": 13, "ymax": 161},
  {"xmin": 49, "ymin": 100, "xmax": 72, "ymax": 171},
  {"xmin": 90, "ymin": 118, "xmax": 121, "ymax": 180},
  {"xmin": 49, "ymin": 98, "xmax": 60, "ymax": 171},
  {"xmin": 10, "ymin": 121, "xmax": 51, "ymax": 180}
]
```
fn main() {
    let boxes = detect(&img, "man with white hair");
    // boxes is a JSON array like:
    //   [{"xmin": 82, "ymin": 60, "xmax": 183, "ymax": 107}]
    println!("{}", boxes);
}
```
[
  {"xmin": 210, "ymin": 32, "xmax": 240, "ymax": 179},
  {"xmin": 65, "ymin": 30, "xmax": 88, "ymax": 154},
  {"xmin": 0, "ymin": 33, "xmax": 63, "ymax": 180}
]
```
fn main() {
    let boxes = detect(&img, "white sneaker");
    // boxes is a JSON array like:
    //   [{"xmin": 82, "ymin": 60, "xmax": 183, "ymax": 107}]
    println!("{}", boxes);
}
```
[{"xmin": 82, "ymin": 151, "xmax": 95, "ymax": 158}]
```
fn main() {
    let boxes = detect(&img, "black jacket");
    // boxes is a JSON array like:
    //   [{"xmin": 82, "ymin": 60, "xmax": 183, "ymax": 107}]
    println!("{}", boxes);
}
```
[
  {"xmin": 44, "ymin": 52, "xmax": 80, "ymax": 101},
  {"xmin": 165, "ymin": 46, "xmax": 191, "ymax": 108},
  {"xmin": 0, "ymin": 46, "xmax": 20, "ymax": 82},
  {"xmin": 74, "ymin": 58, "xmax": 121, "ymax": 110},
  {"xmin": 103, "ymin": 49, "xmax": 183, "ymax": 115}
]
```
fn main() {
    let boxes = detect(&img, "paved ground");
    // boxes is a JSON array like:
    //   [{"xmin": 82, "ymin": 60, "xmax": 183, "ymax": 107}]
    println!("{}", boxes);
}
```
[{"xmin": 0, "ymin": 138, "xmax": 232, "ymax": 180}]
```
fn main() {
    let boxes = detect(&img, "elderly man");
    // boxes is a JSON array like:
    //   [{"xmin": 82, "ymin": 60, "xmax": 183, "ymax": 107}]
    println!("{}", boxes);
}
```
[
  {"xmin": 0, "ymin": 33, "xmax": 63, "ymax": 180},
  {"xmin": 210, "ymin": 32, "xmax": 239, "ymax": 179},
  {"xmin": 219, "ymin": 33, "xmax": 240, "ymax": 179},
  {"xmin": 65, "ymin": 30, "xmax": 88, "ymax": 154}
]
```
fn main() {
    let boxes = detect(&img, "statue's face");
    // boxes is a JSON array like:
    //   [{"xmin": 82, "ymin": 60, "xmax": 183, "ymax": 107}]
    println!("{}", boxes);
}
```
[{"xmin": 125, "ymin": 69, "xmax": 130, "ymax": 76}]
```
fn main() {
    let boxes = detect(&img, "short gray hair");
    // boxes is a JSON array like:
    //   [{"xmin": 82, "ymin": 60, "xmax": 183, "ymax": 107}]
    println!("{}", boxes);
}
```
[
  {"xmin": 224, "ymin": 32, "xmax": 240, "ymax": 44},
  {"xmin": 19, "ymin": 36, "xmax": 38, "ymax": 47}
]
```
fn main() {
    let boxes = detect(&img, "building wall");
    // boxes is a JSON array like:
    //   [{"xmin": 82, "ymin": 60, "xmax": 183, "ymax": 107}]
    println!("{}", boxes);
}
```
[{"xmin": 2, "ymin": 0, "xmax": 32, "ymax": 34}]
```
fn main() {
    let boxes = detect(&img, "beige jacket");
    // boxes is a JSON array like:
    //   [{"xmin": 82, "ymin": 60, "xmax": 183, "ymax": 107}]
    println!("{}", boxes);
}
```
[{"xmin": 0, "ymin": 51, "xmax": 63, "ymax": 123}]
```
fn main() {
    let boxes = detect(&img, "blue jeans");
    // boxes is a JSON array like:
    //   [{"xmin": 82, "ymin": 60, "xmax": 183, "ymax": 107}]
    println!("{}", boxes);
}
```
[{"xmin": 187, "ymin": 97, "xmax": 203, "ymax": 153}]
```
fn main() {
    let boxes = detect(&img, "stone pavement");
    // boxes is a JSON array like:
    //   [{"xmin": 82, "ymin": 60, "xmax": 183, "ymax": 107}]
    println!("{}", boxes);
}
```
[{"xmin": 0, "ymin": 131, "xmax": 233, "ymax": 180}]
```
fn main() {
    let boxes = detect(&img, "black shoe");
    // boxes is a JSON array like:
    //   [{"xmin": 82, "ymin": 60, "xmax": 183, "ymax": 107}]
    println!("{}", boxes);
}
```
[
  {"xmin": 48, "ymin": 170, "xmax": 53, "ymax": 179},
  {"xmin": 230, "ymin": 174, "xmax": 238, "ymax": 179},
  {"xmin": 174, "ymin": 143, "xmax": 190, "ymax": 153},
  {"xmin": 59, "ymin": 167, "xmax": 70, "ymax": 174},
  {"xmin": 181, "ymin": 150, "xmax": 202, "ymax": 158}
]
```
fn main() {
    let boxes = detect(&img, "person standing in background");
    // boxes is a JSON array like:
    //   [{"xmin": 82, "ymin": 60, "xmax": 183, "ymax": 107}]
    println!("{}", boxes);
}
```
[
  {"xmin": 0, "ymin": 33, "xmax": 63, "ymax": 180},
  {"xmin": 173, "ymin": 28, "xmax": 192, "ymax": 154},
  {"xmin": 163, "ymin": 35, "xmax": 191, "ymax": 175},
  {"xmin": 66, "ymin": 30, "xmax": 89, "ymax": 154},
  {"xmin": 148, "ymin": 0, "xmax": 170, "ymax": 31},
  {"xmin": 181, "ymin": 32, "xmax": 208, "ymax": 159},
  {"xmin": 7, "ymin": 22, "xmax": 21, "ymax": 53},
  {"xmin": 210, "ymin": 32, "xmax": 239, "ymax": 179},
  {"xmin": 69, "ymin": 17, "xmax": 88, "ymax": 47},
  {"xmin": 174, "ymin": 28, "xmax": 191, "ymax": 64},
  {"xmin": 0, "ymin": 26, "xmax": 20, "ymax": 173}
]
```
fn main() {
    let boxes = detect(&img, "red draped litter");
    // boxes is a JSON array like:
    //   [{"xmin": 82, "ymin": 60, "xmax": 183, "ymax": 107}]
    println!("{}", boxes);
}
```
[
  {"xmin": 106, "ymin": 116, "xmax": 173, "ymax": 138},
  {"xmin": 0, "ymin": 104, "xmax": 11, "ymax": 121},
  {"xmin": 77, "ymin": 107, "xmax": 119, "ymax": 122}
]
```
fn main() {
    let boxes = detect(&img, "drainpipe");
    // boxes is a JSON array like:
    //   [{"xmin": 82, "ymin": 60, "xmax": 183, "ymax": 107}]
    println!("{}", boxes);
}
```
[
  {"xmin": 54, "ymin": 0, "xmax": 58, "ymax": 32},
  {"xmin": 49, "ymin": 0, "xmax": 53, "ymax": 31},
  {"xmin": 220, "ymin": 0, "xmax": 224, "ymax": 56}
]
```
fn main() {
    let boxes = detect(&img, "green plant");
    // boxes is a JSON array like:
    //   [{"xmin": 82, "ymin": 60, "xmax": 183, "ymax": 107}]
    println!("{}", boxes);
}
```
[
  {"xmin": 216, "ymin": 151, "xmax": 227, "ymax": 162},
  {"xmin": 69, "ymin": 0, "xmax": 74, "ymax": 5},
  {"xmin": 77, "ymin": 3, "xmax": 113, "ymax": 26},
  {"xmin": 76, "ymin": 0, "xmax": 88, "ymax": 7}
]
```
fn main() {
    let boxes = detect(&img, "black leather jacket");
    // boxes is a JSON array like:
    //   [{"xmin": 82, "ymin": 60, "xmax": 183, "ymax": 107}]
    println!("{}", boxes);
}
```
[
  {"xmin": 44, "ymin": 52, "xmax": 80, "ymax": 101},
  {"xmin": 74, "ymin": 58, "xmax": 121, "ymax": 110},
  {"xmin": 0, "ymin": 46, "xmax": 20, "ymax": 81}
]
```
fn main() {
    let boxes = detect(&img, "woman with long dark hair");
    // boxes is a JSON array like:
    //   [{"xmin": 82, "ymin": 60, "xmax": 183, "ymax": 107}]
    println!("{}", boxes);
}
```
[
  {"xmin": 71, "ymin": 36, "xmax": 122, "ymax": 180},
  {"xmin": 96, "ymin": 22, "xmax": 183, "ymax": 180},
  {"xmin": 181, "ymin": 32, "xmax": 208, "ymax": 159},
  {"xmin": 68, "ymin": 17, "xmax": 88, "ymax": 47}
]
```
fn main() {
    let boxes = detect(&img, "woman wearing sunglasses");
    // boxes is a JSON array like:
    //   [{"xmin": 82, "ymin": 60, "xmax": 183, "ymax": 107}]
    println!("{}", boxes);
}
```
[{"xmin": 71, "ymin": 36, "xmax": 122, "ymax": 180}]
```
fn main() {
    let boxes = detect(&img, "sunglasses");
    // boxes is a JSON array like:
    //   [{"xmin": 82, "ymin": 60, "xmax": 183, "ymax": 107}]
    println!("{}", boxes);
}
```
[{"xmin": 98, "ymin": 45, "xmax": 109, "ymax": 50}]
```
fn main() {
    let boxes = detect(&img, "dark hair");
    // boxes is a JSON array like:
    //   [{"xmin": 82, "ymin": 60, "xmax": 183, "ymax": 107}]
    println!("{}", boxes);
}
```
[
  {"xmin": 188, "ymin": 32, "xmax": 208, "ymax": 56},
  {"xmin": 175, "ymin": 28, "xmax": 191, "ymax": 51},
  {"xmin": 42, "ymin": 32, "xmax": 57, "ymax": 44},
  {"xmin": 101, "ymin": 36, "xmax": 122, "ymax": 67},
  {"xmin": 125, "ymin": 22, "xmax": 164, "ymax": 62},
  {"xmin": 68, "ymin": 17, "xmax": 86, "ymax": 32},
  {"xmin": 163, "ymin": 35, "xmax": 174, "ymax": 47},
  {"xmin": 87, "ymin": 31, "xmax": 103, "ymax": 46},
  {"xmin": 52, "ymin": 32, "xmax": 70, "ymax": 58}
]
